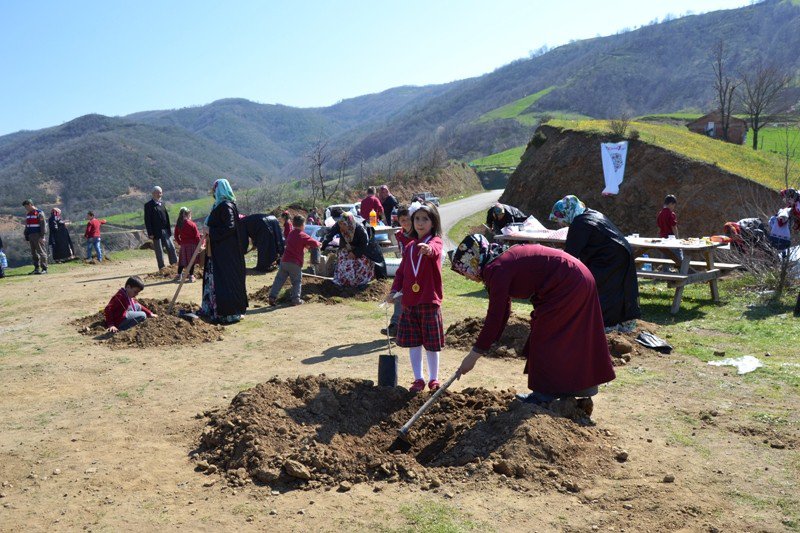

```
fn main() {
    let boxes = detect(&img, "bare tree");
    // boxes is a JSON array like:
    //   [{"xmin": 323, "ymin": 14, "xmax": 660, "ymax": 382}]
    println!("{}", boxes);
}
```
[
  {"xmin": 307, "ymin": 136, "xmax": 331, "ymax": 206},
  {"xmin": 739, "ymin": 62, "xmax": 791, "ymax": 150},
  {"xmin": 778, "ymin": 121, "xmax": 800, "ymax": 189},
  {"xmin": 328, "ymin": 147, "xmax": 351, "ymax": 199},
  {"xmin": 712, "ymin": 40, "xmax": 739, "ymax": 142}
]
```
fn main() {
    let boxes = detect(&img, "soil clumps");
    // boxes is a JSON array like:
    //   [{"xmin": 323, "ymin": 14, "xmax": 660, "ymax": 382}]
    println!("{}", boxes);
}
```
[
  {"xmin": 446, "ymin": 315, "xmax": 657, "ymax": 364},
  {"xmin": 74, "ymin": 298, "xmax": 224, "ymax": 349},
  {"xmin": 195, "ymin": 376, "xmax": 614, "ymax": 492},
  {"xmin": 144, "ymin": 260, "xmax": 204, "ymax": 281},
  {"xmin": 250, "ymin": 277, "xmax": 392, "ymax": 305}
]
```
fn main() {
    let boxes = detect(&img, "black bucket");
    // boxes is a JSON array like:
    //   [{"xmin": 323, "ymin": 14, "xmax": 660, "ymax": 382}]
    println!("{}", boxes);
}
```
[{"xmin": 378, "ymin": 354, "xmax": 398, "ymax": 387}]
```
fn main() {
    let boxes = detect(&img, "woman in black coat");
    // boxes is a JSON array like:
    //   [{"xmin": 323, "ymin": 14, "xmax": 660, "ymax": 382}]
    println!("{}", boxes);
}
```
[
  {"xmin": 200, "ymin": 179, "xmax": 248, "ymax": 323},
  {"xmin": 240, "ymin": 214, "xmax": 284, "ymax": 272},
  {"xmin": 48, "ymin": 208, "xmax": 74, "ymax": 261},
  {"xmin": 550, "ymin": 195, "xmax": 641, "ymax": 331}
]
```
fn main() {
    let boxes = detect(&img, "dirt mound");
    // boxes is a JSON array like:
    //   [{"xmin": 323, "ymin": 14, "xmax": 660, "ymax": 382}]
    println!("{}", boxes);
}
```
[
  {"xmin": 446, "ymin": 315, "xmax": 530, "ymax": 358},
  {"xmin": 250, "ymin": 277, "xmax": 392, "ymax": 305},
  {"xmin": 73, "ymin": 298, "xmax": 224, "ymax": 349},
  {"xmin": 446, "ymin": 316, "xmax": 657, "ymax": 364},
  {"xmin": 144, "ymin": 260, "xmax": 204, "ymax": 281},
  {"xmin": 194, "ymin": 376, "xmax": 614, "ymax": 492}
]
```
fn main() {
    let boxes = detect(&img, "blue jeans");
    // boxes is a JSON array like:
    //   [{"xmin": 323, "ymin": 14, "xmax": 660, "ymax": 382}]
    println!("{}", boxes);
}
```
[
  {"xmin": 118, "ymin": 311, "xmax": 147, "ymax": 331},
  {"xmin": 269, "ymin": 261, "xmax": 302, "ymax": 303},
  {"xmin": 86, "ymin": 237, "xmax": 102, "ymax": 260}
]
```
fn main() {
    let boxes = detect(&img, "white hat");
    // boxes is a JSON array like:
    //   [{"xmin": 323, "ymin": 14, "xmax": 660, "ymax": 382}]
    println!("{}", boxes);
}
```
[{"xmin": 153, "ymin": 186, "xmax": 162, "ymax": 193}]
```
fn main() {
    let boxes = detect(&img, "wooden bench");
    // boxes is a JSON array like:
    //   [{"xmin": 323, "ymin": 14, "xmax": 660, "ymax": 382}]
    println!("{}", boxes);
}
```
[{"xmin": 635, "ymin": 257, "xmax": 741, "ymax": 271}]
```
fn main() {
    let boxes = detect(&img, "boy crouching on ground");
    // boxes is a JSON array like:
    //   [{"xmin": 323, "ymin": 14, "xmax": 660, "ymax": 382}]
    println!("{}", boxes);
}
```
[
  {"xmin": 268, "ymin": 214, "xmax": 320, "ymax": 306},
  {"xmin": 104, "ymin": 276, "xmax": 157, "ymax": 333}
]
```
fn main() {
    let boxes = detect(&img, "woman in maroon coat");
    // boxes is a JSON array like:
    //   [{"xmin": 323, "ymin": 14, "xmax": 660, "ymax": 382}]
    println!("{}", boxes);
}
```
[{"xmin": 451, "ymin": 234, "xmax": 615, "ymax": 409}]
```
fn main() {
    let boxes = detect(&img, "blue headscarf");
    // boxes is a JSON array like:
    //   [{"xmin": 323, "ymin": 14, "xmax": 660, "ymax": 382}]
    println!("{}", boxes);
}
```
[
  {"xmin": 206, "ymin": 179, "xmax": 236, "ymax": 224},
  {"xmin": 549, "ymin": 195, "xmax": 586, "ymax": 225}
]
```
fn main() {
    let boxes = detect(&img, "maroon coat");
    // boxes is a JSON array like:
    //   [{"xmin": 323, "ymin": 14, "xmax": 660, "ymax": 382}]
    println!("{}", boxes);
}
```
[{"xmin": 475, "ymin": 244, "xmax": 615, "ymax": 395}]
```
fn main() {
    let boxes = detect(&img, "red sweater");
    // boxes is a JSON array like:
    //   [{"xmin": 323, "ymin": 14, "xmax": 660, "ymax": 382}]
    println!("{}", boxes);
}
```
[
  {"xmin": 84, "ymin": 218, "xmax": 106, "ymax": 238},
  {"xmin": 104, "ymin": 288, "xmax": 153, "ymax": 328},
  {"xmin": 283, "ymin": 221, "xmax": 293, "ymax": 239},
  {"xmin": 390, "ymin": 234, "xmax": 443, "ymax": 307},
  {"xmin": 359, "ymin": 195, "xmax": 384, "ymax": 220},
  {"xmin": 656, "ymin": 207, "xmax": 677, "ymax": 238},
  {"xmin": 174, "ymin": 219, "xmax": 201, "ymax": 245},
  {"xmin": 395, "ymin": 230, "xmax": 413, "ymax": 253},
  {"xmin": 282, "ymin": 228, "xmax": 320, "ymax": 267}
]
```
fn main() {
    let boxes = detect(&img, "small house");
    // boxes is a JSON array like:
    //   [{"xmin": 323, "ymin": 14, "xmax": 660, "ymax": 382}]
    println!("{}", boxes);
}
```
[{"xmin": 686, "ymin": 111, "xmax": 748, "ymax": 145}]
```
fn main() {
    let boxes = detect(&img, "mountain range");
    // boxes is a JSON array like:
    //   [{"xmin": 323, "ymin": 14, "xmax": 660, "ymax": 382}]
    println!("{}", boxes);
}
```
[{"xmin": 1, "ymin": 0, "xmax": 799, "ymax": 216}]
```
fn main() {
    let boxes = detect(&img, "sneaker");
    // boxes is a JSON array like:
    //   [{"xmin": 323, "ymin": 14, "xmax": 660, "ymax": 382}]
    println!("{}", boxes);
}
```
[
  {"xmin": 409, "ymin": 379, "xmax": 425, "ymax": 392},
  {"xmin": 188, "ymin": 275, "xmax": 196, "ymax": 283},
  {"xmin": 29, "ymin": 270, "xmax": 40, "ymax": 275},
  {"xmin": 41, "ymin": 269, "xmax": 47, "ymax": 274},
  {"xmin": 292, "ymin": 300, "xmax": 304, "ymax": 306},
  {"xmin": 428, "ymin": 379, "xmax": 441, "ymax": 391}
]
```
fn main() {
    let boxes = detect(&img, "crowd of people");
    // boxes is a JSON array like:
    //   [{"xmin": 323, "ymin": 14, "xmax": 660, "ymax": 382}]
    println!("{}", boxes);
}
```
[{"xmin": 9, "ymin": 178, "xmax": 799, "ymax": 414}]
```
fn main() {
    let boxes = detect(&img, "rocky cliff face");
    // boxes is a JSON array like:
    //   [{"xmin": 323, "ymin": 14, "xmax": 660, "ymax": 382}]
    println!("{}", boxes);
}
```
[{"xmin": 501, "ymin": 125, "xmax": 777, "ymax": 237}]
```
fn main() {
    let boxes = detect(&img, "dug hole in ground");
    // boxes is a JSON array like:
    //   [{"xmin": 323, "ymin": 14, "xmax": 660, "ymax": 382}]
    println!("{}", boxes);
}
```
[{"xmin": 0, "ymin": 252, "xmax": 797, "ymax": 531}]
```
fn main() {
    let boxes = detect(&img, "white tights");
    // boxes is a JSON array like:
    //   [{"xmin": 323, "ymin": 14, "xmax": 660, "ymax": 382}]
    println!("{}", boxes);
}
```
[{"xmin": 409, "ymin": 345, "xmax": 440, "ymax": 382}]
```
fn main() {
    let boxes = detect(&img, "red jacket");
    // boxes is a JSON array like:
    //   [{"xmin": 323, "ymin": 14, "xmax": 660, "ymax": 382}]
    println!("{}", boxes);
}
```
[
  {"xmin": 104, "ymin": 288, "xmax": 152, "ymax": 328},
  {"xmin": 282, "ymin": 228, "xmax": 320, "ymax": 267},
  {"xmin": 174, "ymin": 219, "xmax": 201, "ymax": 245},
  {"xmin": 390, "ymin": 234, "xmax": 443, "ymax": 307},
  {"xmin": 395, "ymin": 230, "xmax": 413, "ymax": 253},
  {"xmin": 283, "ymin": 221, "xmax": 293, "ymax": 239},
  {"xmin": 359, "ymin": 195, "xmax": 384, "ymax": 220},
  {"xmin": 84, "ymin": 218, "xmax": 107, "ymax": 239},
  {"xmin": 656, "ymin": 207, "xmax": 677, "ymax": 238}
]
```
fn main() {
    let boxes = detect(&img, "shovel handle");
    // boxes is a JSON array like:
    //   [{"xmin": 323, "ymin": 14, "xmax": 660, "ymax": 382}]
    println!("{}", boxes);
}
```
[
  {"xmin": 398, "ymin": 370, "xmax": 460, "ymax": 436},
  {"xmin": 168, "ymin": 236, "xmax": 205, "ymax": 314}
]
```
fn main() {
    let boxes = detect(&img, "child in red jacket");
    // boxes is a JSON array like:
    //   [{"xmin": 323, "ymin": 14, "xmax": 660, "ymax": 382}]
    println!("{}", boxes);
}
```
[
  {"xmin": 174, "ymin": 207, "xmax": 202, "ymax": 282},
  {"xmin": 268, "ymin": 215, "xmax": 320, "ymax": 306},
  {"xmin": 84, "ymin": 211, "xmax": 107, "ymax": 262},
  {"xmin": 386, "ymin": 203, "xmax": 444, "ymax": 392},
  {"xmin": 104, "ymin": 276, "xmax": 157, "ymax": 333}
]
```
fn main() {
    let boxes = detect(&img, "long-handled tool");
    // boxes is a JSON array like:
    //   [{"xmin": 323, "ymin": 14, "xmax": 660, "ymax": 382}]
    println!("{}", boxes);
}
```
[
  {"xmin": 377, "ymin": 298, "xmax": 398, "ymax": 386},
  {"xmin": 167, "ymin": 236, "xmax": 205, "ymax": 314},
  {"xmin": 389, "ymin": 369, "xmax": 460, "ymax": 452}
]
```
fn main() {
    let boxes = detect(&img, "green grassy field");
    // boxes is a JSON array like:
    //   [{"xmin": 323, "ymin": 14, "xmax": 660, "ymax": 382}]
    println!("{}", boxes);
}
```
[
  {"xmin": 469, "ymin": 146, "xmax": 526, "ymax": 172},
  {"xmin": 477, "ymin": 87, "xmax": 556, "ymax": 125},
  {"xmin": 751, "ymin": 126, "xmax": 800, "ymax": 163},
  {"xmin": 104, "ymin": 195, "xmax": 216, "ymax": 227},
  {"xmin": 636, "ymin": 112, "xmax": 703, "ymax": 122},
  {"xmin": 550, "ymin": 119, "xmax": 790, "ymax": 190}
]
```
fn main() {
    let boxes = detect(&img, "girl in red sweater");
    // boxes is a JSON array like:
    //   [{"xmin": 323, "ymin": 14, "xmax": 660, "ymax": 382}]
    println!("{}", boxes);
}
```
[
  {"xmin": 386, "ymin": 203, "xmax": 444, "ymax": 392},
  {"xmin": 174, "ymin": 207, "xmax": 202, "ymax": 282}
]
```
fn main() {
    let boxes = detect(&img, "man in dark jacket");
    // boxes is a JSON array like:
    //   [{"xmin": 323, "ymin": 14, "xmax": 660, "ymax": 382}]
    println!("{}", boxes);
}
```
[
  {"xmin": 486, "ymin": 203, "xmax": 527, "ymax": 235},
  {"xmin": 378, "ymin": 185, "xmax": 398, "ymax": 226},
  {"xmin": 143, "ymin": 186, "xmax": 178, "ymax": 269}
]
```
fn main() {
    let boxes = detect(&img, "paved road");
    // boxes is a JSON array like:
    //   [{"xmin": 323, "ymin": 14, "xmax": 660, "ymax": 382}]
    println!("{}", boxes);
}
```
[{"xmin": 439, "ymin": 189, "xmax": 503, "ymax": 249}]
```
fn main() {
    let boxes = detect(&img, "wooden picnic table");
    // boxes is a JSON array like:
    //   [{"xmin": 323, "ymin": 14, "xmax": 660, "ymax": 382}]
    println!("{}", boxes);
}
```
[
  {"xmin": 496, "ymin": 232, "xmax": 741, "ymax": 314},
  {"xmin": 372, "ymin": 225, "xmax": 402, "ymax": 257}
]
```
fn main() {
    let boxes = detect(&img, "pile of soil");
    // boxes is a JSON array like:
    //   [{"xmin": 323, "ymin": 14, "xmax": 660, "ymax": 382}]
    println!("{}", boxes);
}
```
[
  {"xmin": 194, "ymin": 376, "xmax": 614, "ymax": 492},
  {"xmin": 446, "ymin": 315, "xmax": 530, "ymax": 358},
  {"xmin": 250, "ymin": 277, "xmax": 392, "ymax": 305},
  {"xmin": 144, "ymin": 260, "xmax": 204, "ymax": 281},
  {"xmin": 73, "ymin": 298, "xmax": 224, "ymax": 349},
  {"xmin": 445, "ymin": 315, "xmax": 657, "ymax": 365}
]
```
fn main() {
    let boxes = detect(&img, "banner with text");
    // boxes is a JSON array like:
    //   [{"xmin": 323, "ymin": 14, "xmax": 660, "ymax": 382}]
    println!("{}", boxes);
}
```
[{"xmin": 600, "ymin": 141, "xmax": 628, "ymax": 196}]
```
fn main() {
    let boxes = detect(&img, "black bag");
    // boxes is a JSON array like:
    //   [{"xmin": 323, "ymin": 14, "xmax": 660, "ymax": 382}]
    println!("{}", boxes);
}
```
[{"xmin": 635, "ymin": 331, "xmax": 673, "ymax": 354}]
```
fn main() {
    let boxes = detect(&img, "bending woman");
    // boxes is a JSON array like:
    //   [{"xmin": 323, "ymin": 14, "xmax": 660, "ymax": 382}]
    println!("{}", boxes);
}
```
[
  {"xmin": 453, "ymin": 235, "xmax": 615, "ymax": 411},
  {"xmin": 200, "ymin": 179, "xmax": 248, "ymax": 323},
  {"xmin": 549, "ymin": 195, "xmax": 640, "ymax": 332}
]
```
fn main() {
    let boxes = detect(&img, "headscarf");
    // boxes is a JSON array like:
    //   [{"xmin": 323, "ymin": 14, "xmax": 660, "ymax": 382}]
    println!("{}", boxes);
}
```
[
  {"xmin": 549, "ymin": 195, "xmax": 586, "ymax": 225},
  {"xmin": 212, "ymin": 179, "xmax": 236, "ymax": 209},
  {"xmin": 51, "ymin": 208, "xmax": 62, "ymax": 219},
  {"xmin": 450, "ymin": 234, "xmax": 503, "ymax": 279},
  {"xmin": 492, "ymin": 203, "xmax": 505, "ymax": 216},
  {"xmin": 338, "ymin": 211, "xmax": 357, "ymax": 244}
]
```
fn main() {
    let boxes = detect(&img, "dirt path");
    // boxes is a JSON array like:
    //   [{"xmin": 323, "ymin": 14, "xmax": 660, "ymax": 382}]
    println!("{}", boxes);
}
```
[{"xmin": 0, "ymin": 254, "xmax": 797, "ymax": 531}]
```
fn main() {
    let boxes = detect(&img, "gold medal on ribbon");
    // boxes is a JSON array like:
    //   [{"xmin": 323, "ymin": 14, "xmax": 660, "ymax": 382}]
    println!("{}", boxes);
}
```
[{"xmin": 412, "ymin": 282, "xmax": 421, "ymax": 293}]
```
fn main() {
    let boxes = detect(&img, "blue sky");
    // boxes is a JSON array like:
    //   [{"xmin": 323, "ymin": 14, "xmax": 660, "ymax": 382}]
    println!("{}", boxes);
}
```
[{"xmin": 0, "ymin": 0, "xmax": 750, "ymax": 135}]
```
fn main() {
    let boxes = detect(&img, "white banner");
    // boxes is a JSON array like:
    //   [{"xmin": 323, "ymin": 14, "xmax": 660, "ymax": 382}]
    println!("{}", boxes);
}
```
[{"xmin": 600, "ymin": 141, "xmax": 628, "ymax": 195}]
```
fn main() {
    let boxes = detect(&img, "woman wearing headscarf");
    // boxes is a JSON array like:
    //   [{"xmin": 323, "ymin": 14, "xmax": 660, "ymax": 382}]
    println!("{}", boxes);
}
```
[
  {"xmin": 321, "ymin": 211, "xmax": 385, "ymax": 287},
  {"xmin": 453, "ymin": 235, "xmax": 615, "ymax": 411},
  {"xmin": 48, "ymin": 208, "xmax": 74, "ymax": 262},
  {"xmin": 200, "ymin": 179, "xmax": 248, "ymax": 323},
  {"xmin": 549, "ymin": 195, "xmax": 640, "ymax": 332}
]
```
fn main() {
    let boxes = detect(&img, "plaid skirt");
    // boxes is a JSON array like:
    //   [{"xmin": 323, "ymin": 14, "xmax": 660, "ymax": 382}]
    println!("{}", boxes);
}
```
[
  {"xmin": 178, "ymin": 242, "xmax": 198, "ymax": 268},
  {"xmin": 396, "ymin": 303, "xmax": 444, "ymax": 351}
]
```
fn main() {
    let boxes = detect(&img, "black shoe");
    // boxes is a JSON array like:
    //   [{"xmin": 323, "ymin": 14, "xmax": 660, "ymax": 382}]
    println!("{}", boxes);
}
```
[{"xmin": 29, "ymin": 270, "xmax": 40, "ymax": 275}]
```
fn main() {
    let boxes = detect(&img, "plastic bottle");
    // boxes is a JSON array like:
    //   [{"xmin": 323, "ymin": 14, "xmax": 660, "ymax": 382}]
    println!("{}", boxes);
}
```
[
  {"xmin": 369, "ymin": 209, "xmax": 378, "ymax": 227},
  {"xmin": 642, "ymin": 254, "xmax": 652, "ymax": 272}
]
